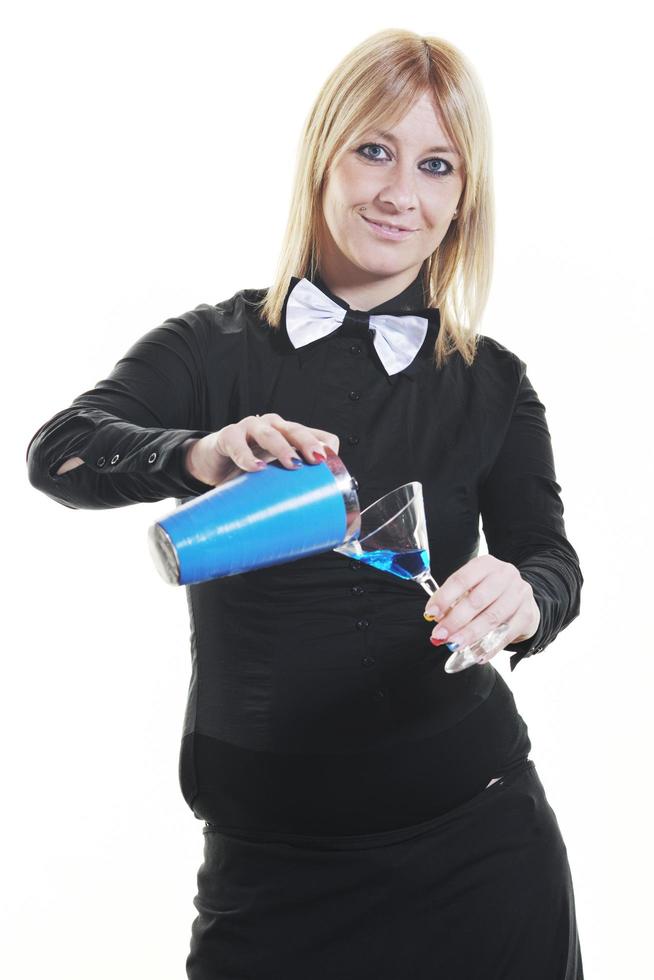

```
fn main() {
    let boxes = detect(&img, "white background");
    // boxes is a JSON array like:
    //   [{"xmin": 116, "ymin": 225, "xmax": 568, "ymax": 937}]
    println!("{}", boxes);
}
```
[{"xmin": 4, "ymin": 1, "xmax": 652, "ymax": 977}]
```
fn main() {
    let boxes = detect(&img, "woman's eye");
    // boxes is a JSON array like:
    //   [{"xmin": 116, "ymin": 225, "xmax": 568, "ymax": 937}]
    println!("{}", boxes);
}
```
[
  {"xmin": 358, "ymin": 144, "xmax": 386, "ymax": 161},
  {"xmin": 423, "ymin": 158, "xmax": 453, "ymax": 176},
  {"xmin": 356, "ymin": 143, "xmax": 454, "ymax": 177}
]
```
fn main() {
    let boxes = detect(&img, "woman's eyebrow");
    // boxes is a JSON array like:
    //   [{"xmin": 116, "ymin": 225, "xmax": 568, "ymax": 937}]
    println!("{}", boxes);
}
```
[{"xmin": 369, "ymin": 129, "xmax": 460, "ymax": 157}]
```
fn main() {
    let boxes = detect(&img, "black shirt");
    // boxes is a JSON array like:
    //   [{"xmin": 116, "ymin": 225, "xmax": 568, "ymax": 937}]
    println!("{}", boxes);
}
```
[{"xmin": 26, "ymin": 269, "xmax": 583, "ymax": 836}]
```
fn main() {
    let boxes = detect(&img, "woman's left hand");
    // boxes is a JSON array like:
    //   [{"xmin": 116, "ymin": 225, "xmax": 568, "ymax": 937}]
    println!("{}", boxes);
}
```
[{"xmin": 423, "ymin": 555, "xmax": 541, "ymax": 663}]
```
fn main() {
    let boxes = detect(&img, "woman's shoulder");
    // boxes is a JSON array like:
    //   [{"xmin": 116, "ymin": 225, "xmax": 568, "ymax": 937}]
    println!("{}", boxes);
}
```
[
  {"xmin": 475, "ymin": 332, "xmax": 525, "ymax": 370},
  {"xmin": 470, "ymin": 332, "xmax": 527, "ymax": 389},
  {"xmin": 183, "ymin": 286, "xmax": 270, "ymax": 337},
  {"xmin": 154, "ymin": 288, "xmax": 271, "ymax": 367}
]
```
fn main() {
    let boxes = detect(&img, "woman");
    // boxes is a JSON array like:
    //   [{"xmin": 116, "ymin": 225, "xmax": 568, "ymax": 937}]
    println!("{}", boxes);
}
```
[{"xmin": 26, "ymin": 28, "xmax": 584, "ymax": 980}]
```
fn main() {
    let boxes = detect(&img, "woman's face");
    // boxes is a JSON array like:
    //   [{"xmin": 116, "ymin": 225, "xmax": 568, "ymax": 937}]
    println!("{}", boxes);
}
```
[{"xmin": 318, "ymin": 91, "xmax": 465, "ymax": 298}]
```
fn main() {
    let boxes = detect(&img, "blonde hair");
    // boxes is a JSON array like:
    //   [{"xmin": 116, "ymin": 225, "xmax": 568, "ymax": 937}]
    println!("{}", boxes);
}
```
[{"xmin": 254, "ymin": 28, "xmax": 495, "ymax": 369}]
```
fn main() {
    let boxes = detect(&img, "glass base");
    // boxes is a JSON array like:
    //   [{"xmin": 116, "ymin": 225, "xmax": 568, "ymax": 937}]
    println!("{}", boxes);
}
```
[{"xmin": 443, "ymin": 623, "xmax": 511, "ymax": 673}]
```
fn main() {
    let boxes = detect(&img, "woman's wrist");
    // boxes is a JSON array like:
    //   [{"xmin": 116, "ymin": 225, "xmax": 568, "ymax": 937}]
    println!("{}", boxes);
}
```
[
  {"xmin": 512, "ymin": 600, "xmax": 541, "ymax": 644},
  {"xmin": 182, "ymin": 437, "xmax": 201, "ymax": 479}
]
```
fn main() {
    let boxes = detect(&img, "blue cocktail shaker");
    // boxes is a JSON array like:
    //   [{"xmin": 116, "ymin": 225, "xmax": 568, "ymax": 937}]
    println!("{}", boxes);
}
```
[{"xmin": 148, "ymin": 446, "xmax": 361, "ymax": 585}]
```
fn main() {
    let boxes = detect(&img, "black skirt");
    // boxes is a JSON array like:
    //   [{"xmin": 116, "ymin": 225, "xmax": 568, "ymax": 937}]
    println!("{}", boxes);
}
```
[{"xmin": 185, "ymin": 756, "xmax": 583, "ymax": 979}]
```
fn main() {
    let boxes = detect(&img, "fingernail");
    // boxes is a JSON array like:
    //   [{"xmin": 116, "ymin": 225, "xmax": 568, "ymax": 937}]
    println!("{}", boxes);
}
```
[
  {"xmin": 313, "ymin": 451, "xmax": 327, "ymax": 462},
  {"xmin": 290, "ymin": 457, "xmax": 303, "ymax": 466},
  {"xmin": 430, "ymin": 636, "xmax": 448, "ymax": 646},
  {"xmin": 255, "ymin": 460, "xmax": 268, "ymax": 468}
]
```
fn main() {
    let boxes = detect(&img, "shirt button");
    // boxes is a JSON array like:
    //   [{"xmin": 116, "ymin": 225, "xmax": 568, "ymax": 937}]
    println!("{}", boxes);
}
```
[
  {"xmin": 110, "ymin": 453, "xmax": 120, "ymax": 465},
  {"xmin": 372, "ymin": 689, "xmax": 385, "ymax": 701},
  {"xmin": 148, "ymin": 451, "xmax": 158, "ymax": 464},
  {"xmin": 347, "ymin": 435, "xmax": 360, "ymax": 446},
  {"xmin": 348, "ymin": 390, "xmax": 361, "ymax": 401},
  {"xmin": 355, "ymin": 619, "xmax": 369, "ymax": 630},
  {"xmin": 349, "ymin": 560, "xmax": 361, "ymax": 571},
  {"xmin": 361, "ymin": 656, "xmax": 376, "ymax": 667},
  {"xmin": 96, "ymin": 456, "xmax": 106, "ymax": 468},
  {"xmin": 351, "ymin": 585, "xmax": 365, "ymax": 595},
  {"xmin": 350, "ymin": 344, "xmax": 361, "ymax": 355}
]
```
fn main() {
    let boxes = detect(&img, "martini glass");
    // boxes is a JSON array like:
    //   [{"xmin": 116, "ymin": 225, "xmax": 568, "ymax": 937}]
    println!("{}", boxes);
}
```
[{"xmin": 333, "ymin": 481, "xmax": 510, "ymax": 672}]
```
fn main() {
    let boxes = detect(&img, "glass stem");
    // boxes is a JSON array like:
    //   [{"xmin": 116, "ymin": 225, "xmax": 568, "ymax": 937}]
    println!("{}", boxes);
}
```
[{"xmin": 415, "ymin": 571, "xmax": 440, "ymax": 596}]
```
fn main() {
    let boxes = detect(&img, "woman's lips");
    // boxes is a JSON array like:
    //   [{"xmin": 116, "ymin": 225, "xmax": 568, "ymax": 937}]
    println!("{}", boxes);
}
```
[{"xmin": 360, "ymin": 213, "xmax": 417, "ymax": 241}]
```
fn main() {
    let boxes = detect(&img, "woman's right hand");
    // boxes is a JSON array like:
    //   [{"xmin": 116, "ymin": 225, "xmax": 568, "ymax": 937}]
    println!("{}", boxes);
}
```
[{"xmin": 183, "ymin": 414, "xmax": 341, "ymax": 487}]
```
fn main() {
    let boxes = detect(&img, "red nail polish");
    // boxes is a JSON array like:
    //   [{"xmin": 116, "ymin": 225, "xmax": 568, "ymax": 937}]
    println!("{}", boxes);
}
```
[
  {"xmin": 313, "ymin": 452, "xmax": 327, "ymax": 462},
  {"xmin": 430, "ymin": 637, "xmax": 448, "ymax": 646}
]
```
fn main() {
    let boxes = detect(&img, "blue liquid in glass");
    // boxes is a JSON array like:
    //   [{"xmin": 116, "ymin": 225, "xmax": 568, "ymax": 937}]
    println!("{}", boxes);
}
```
[{"xmin": 352, "ymin": 547, "xmax": 430, "ymax": 581}]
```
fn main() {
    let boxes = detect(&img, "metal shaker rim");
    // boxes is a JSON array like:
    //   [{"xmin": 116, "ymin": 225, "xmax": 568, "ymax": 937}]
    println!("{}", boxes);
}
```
[{"xmin": 320, "ymin": 445, "xmax": 360, "ymax": 544}]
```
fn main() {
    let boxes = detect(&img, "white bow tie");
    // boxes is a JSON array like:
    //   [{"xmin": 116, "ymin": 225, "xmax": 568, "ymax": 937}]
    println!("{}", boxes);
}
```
[{"xmin": 284, "ymin": 276, "xmax": 437, "ymax": 376}]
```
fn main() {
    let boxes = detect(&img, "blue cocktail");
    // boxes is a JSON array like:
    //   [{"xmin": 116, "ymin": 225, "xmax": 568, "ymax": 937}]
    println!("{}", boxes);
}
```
[{"xmin": 333, "ymin": 482, "xmax": 510, "ymax": 672}]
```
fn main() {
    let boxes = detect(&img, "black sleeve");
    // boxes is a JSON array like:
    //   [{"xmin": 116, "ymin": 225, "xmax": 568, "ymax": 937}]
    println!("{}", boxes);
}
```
[
  {"xmin": 479, "ymin": 360, "xmax": 583, "ymax": 671},
  {"xmin": 26, "ymin": 307, "xmax": 217, "ymax": 510}
]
